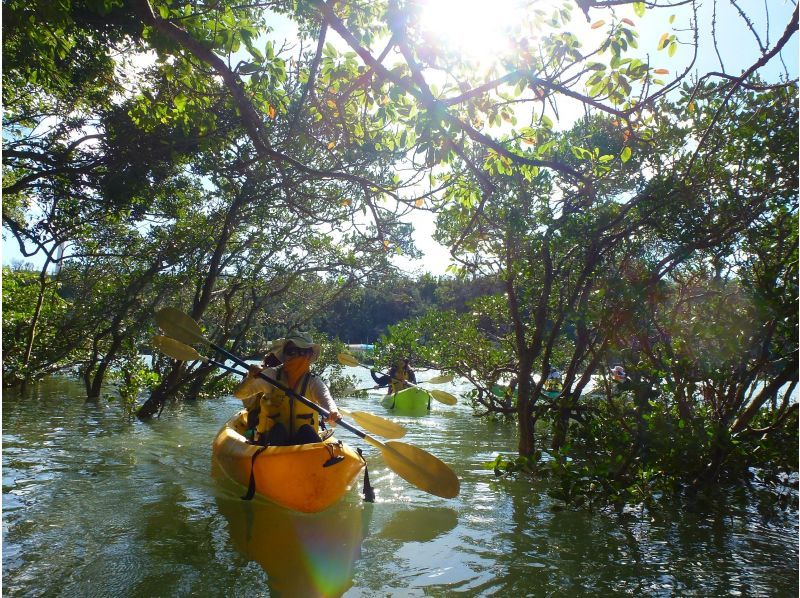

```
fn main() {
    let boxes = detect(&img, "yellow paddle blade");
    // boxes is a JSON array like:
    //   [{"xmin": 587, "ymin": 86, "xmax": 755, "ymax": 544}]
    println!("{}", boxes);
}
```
[
  {"xmin": 340, "ymin": 409, "xmax": 406, "ymax": 439},
  {"xmin": 364, "ymin": 436, "xmax": 460, "ymax": 499},
  {"xmin": 152, "ymin": 335, "xmax": 203, "ymax": 362},
  {"xmin": 424, "ymin": 374, "xmax": 454, "ymax": 384},
  {"xmin": 337, "ymin": 352, "xmax": 361, "ymax": 367},
  {"xmin": 155, "ymin": 307, "xmax": 208, "ymax": 346},
  {"xmin": 429, "ymin": 389, "xmax": 457, "ymax": 406}
]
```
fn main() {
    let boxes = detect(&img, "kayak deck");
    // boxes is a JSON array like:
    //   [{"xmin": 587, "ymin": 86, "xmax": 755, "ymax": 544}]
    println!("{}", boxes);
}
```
[{"xmin": 211, "ymin": 410, "xmax": 365, "ymax": 513}]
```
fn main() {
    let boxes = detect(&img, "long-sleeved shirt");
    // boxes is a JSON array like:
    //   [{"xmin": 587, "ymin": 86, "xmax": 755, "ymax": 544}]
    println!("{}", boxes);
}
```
[{"xmin": 370, "ymin": 370, "xmax": 391, "ymax": 387}]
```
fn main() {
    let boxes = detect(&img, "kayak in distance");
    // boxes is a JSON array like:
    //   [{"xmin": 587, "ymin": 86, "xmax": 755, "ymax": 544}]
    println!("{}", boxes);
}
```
[
  {"xmin": 491, "ymin": 383, "xmax": 518, "ymax": 399},
  {"xmin": 212, "ymin": 410, "xmax": 366, "ymax": 513},
  {"xmin": 381, "ymin": 387, "xmax": 431, "ymax": 415}
]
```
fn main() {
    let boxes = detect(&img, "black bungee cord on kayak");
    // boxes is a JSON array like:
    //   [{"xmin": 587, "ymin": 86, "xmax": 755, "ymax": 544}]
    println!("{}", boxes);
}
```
[
  {"xmin": 357, "ymin": 448, "xmax": 375, "ymax": 503},
  {"xmin": 242, "ymin": 446, "xmax": 268, "ymax": 501}
]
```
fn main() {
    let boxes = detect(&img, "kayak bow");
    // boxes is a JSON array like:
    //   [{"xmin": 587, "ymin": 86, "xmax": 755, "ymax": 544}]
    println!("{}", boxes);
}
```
[{"xmin": 382, "ymin": 387, "xmax": 431, "ymax": 415}]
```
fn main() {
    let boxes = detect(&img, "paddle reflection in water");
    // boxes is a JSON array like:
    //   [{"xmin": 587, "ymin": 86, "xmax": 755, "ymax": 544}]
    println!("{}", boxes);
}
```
[
  {"xmin": 377, "ymin": 506, "xmax": 458, "ymax": 543},
  {"xmin": 214, "ymin": 482, "xmax": 370, "ymax": 598}
]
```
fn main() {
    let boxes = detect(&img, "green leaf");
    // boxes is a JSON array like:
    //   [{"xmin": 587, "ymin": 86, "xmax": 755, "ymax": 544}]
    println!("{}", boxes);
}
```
[
  {"xmin": 173, "ymin": 93, "xmax": 187, "ymax": 111},
  {"xmin": 323, "ymin": 42, "xmax": 338, "ymax": 58},
  {"xmin": 620, "ymin": 146, "xmax": 632, "ymax": 162},
  {"xmin": 618, "ymin": 75, "xmax": 632, "ymax": 96},
  {"xmin": 589, "ymin": 82, "xmax": 604, "ymax": 97},
  {"xmin": 633, "ymin": 2, "xmax": 645, "ymax": 17},
  {"xmin": 587, "ymin": 72, "xmax": 604, "ymax": 87},
  {"xmin": 668, "ymin": 41, "xmax": 678, "ymax": 57},
  {"xmin": 158, "ymin": 5, "xmax": 169, "ymax": 18},
  {"xmin": 571, "ymin": 146, "xmax": 592, "ymax": 160}
]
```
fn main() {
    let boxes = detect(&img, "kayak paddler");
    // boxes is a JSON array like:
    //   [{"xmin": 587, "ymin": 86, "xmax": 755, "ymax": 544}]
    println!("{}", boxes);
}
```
[
  {"xmin": 543, "ymin": 367, "xmax": 563, "ymax": 394},
  {"xmin": 234, "ymin": 331, "xmax": 341, "ymax": 446},
  {"xmin": 610, "ymin": 365, "xmax": 628, "ymax": 383},
  {"xmin": 372, "ymin": 357, "xmax": 416, "ymax": 394}
]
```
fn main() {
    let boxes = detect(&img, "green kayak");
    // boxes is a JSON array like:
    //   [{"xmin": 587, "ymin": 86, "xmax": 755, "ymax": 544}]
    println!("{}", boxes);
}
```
[
  {"xmin": 381, "ymin": 387, "xmax": 431, "ymax": 415},
  {"xmin": 491, "ymin": 383, "xmax": 518, "ymax": 399}
]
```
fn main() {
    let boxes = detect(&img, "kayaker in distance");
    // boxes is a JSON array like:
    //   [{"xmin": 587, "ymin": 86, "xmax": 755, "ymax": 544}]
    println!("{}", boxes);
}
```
[
  {"xmin": 234, "ymin": 331, "xmax": 341, "ymax": 446},
  {"xmin": 543, "ymin": 368, "xmax": 563, "ymax": 395},
  {"xmin": 610, "ymin": 365, "xmax": 628, "ymax": 383},
  {"xmin": 371, "ymin": 357, "xmax": 417, "ymax": 394}
]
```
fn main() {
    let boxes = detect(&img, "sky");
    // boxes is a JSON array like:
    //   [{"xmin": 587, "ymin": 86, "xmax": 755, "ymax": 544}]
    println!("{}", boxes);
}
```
[
  {"xmin": 389, "ymin": 0, "xmax": 798, "ymax": 275},
  {"xmin": 3, "ymin": 0, "xmax": 796, "ymax": 277}
]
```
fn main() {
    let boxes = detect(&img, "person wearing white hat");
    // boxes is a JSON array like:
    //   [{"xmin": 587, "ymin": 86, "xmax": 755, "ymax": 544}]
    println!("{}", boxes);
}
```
[
  {"xmin": 234, "ymin": 331, "xmax": 340, "ymax": 446},
  {"xmin": 610, "ymin": 365, "xmax": 627, "ymax": 383}
]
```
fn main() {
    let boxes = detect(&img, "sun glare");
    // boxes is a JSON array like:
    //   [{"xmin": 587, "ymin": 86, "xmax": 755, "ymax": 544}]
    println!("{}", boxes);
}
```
[{"xmin": 418, "ymin": 0, "xmax": 524, "ymax": 63}]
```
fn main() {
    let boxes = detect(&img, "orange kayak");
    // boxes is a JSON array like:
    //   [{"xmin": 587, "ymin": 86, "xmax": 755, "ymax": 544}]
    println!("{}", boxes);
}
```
[{"xmin": 211, "ymin": 410, "xmax": 365, "ymax": 513}]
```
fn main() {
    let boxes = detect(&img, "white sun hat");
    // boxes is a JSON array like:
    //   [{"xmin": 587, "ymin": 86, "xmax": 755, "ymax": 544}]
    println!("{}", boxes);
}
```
[{"xmin": 272, "ymin": 331, "xmax": 321, "ymax": 362}]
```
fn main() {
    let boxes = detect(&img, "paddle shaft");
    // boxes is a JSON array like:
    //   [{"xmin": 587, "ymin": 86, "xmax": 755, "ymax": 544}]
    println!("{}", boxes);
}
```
[
  {"xmin": 201, "ymin": 356, "xmax": 247, "ymax": 377},
  {"xmin": 209, "ymin": 341, "xmax": 370, "ymax": 441}
]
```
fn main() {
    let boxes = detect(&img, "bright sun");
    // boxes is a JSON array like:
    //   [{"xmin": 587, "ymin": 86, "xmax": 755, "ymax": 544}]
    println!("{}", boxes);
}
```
[{"xmin": 418, "ymin": 0, "xmax": 525, "ymax": 63}]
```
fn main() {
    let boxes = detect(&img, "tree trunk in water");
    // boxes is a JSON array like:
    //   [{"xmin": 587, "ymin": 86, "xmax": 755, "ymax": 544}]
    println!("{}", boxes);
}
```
[
  {"xmin": 22, "ymin": 253, "xmax": 55, "ymax": 373},
  {"xmin": 82, "ymin": 361, "xmax": 96, "ymax": 399},
  {"xmin": 633, "ymin": 378, "xmax": 655, "ymax": 459},
  {"xmin": 516, "ymin": 359, "xmax": 536, "ymax": 456},
  {"xmin": 693, "ymin": 425, "xmax": 729, "ymax": 486},
  {"xmin": 137, "ymin": 365, "xmax": 184, "ymax": 419},
  {"xmin": 186, "ymin": 366, "xmax": 215, "ymax": 399},
  {"xmin": 88, "ymin": 361, "xmax": 110, "ymax": 400},
  {"xmin": 551, "ymin": 395, "xmax": 570, "ymax": 451}
]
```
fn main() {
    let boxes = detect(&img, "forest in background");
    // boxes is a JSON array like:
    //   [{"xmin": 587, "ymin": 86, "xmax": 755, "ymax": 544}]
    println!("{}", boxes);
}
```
[{"xmin": 3, "ymin": 0, "xmax": 797, "ymax": 508}]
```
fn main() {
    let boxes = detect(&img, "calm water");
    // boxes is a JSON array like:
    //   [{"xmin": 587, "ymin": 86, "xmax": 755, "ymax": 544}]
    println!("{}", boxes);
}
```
[{"xmin": 3, "ymin": 374, "xmax": 798, "ymax": 597}]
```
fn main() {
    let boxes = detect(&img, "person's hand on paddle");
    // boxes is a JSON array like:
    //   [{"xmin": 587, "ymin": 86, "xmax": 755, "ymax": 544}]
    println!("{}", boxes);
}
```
[
  {"xmin": 326, "ymin": 411, "xmax": 341, "ymax": 427},
  {"xmin": 247, "ymin": 364, "xmax": 262, "ymax": 378}
]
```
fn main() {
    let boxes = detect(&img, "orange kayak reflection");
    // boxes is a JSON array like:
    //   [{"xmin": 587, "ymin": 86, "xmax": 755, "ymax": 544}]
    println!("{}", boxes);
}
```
[{"xmin": 215, "ymin": 492, "xmax": 369, "ymax": 597}]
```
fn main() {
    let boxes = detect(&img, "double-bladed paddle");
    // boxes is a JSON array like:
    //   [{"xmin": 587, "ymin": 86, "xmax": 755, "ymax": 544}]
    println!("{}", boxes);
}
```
[
  {"xmin": 337, "ymin": 352, "xmax": 458, "ymax": 406},
  {"xmin": 342, "ymin": 374, "xmax": 452, "ymax": 395},
  {"xmin": 152, "ymin": 335, "xmax": 407, "ymax": 440},
  {"xmin": 154, "ymin": 308, "xmax": 460, "ymax": 499}
]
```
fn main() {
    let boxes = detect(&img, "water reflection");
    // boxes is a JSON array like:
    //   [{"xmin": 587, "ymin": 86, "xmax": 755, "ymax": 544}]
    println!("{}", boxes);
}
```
[
  {"xmin": 3, "ymin": 376, "xmax": 797, "ymax": 597},
  {"xmin": 215, "ymin": 487, "xmax": 370, "ymax": 597},
  {"xmin": 377, "ymin": 506, "xmax": 458, "ymax": 543}
]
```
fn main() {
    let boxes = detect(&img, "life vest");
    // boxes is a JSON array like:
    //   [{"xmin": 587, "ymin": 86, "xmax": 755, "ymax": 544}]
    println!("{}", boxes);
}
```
[
  {"xmin": 256, "ymin": 368, "xmax": 319, "ymax": 437},
  {"xmin": 543, "ymin": 378, "xmax": 562, "ymax": 393},
  {"xmin": 390, "ymin": 366, "xmax": 409, "ymax": 394}
]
